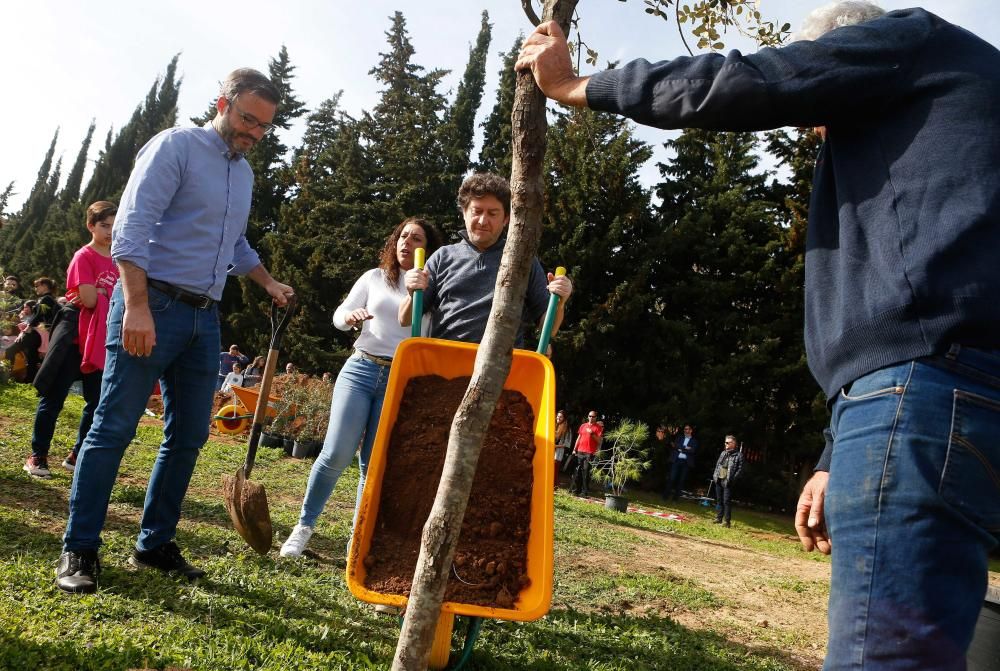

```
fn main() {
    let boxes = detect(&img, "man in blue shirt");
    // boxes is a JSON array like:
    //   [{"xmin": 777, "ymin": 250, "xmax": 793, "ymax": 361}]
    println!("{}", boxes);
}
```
[
  {"xmin": 518, "ymin": 3, "xmax": 1000, "ymax": 668},
  {"xmin": 57, "ymin": 68, "xmax": 294, "ymax": 594}
]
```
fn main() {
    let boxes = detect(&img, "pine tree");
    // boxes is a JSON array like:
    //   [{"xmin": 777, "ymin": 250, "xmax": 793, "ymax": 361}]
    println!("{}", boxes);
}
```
[
  {"xmin": 0, "ymin": 131, "xmax": 61, "ymax": 276},
  {"xmin": 475, "ymin": 37, "xmax": 522, "ymax": 177},
  {"xmin": 359, "ymin": 11, "xmax": 452, "ymax": 222}
]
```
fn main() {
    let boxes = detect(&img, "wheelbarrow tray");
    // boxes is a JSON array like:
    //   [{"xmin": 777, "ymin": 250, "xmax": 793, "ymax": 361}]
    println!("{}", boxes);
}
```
[
  {"xmin": 346, "ymin": 337, "xmax": 555, "ymax": 622},
  {"xmin": 231, "ymin": 385, "xmax": 283, "ymax": 417}
]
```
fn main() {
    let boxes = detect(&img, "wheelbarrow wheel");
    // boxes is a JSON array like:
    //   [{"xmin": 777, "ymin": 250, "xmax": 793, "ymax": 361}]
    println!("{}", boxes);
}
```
[{"xmin": 216, "ymin": 404, "xmax": 249, "ymax": 434}]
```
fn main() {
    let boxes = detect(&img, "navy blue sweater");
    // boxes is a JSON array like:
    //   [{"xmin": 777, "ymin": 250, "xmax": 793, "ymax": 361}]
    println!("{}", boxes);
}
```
[{"xmin": 586, "ymin": 8, "xmax": 1000, "ymax": 400}]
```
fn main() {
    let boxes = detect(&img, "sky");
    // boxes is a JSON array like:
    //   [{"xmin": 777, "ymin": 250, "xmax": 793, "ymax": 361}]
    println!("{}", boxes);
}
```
[{"xmin": 2, "ymin": 1, "xmax": 997, "ymax": 212}]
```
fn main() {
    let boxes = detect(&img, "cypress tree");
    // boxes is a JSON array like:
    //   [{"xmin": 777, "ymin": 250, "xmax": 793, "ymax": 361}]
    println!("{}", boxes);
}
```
[
  {"xmin": 81, "ymin": 55, "xmax": 182, "ymax": 205},
  {"xmin": 475, "ymin": 37, "xmax": 521, "ymax": 177},
  {"xmin": 442, "ymin": 11, "xmax": 492, "ymax": 179},
  {"xmin": 61, "ymin": 120, "xmax": 96, "ymax": 206}
]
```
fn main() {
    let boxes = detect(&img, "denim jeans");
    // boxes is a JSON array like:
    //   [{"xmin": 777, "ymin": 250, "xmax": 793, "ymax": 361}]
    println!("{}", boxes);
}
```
[
  {"xmin": 714, "ymin": 479, "xmax": 734, "ymax": 523},
  {"xmin": 30, "ymin": 345, "xmax": 103, "ymax": 460},
  {"xmin": 666, "ymin": 458, "xmax": 690, "ymax": 500},
  {"xmin": 297, "ymin": 353, "xmax": 390, "ymax": 530},
  {"xmin": 825, "ymin": 346, "xmax": 1000, "ymax": 670},
  {"xmin": 570, "ymin": 453, "xmax": 594, "ymax": 495},
  {"xmin": 63, "ymin": 283, "xmax": 219, "ymax": 552}
]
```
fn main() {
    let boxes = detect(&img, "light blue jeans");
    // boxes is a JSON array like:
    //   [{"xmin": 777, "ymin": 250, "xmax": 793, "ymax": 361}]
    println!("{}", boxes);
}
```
[
  {"xmin": 297, "ymin": 353, "xmax": 390, "ymax": 529},
  {"xmin": 825, "ymin": 345, "xmax": 1000, "ymax": 670},
  {"xmin": 63, "ymin": 283, "xmax": 219, "ymax": 552}
]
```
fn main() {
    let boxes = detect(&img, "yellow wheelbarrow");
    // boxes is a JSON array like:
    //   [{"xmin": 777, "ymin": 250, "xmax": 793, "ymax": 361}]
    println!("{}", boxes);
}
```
[
  {"xmin": 346, "ymin": 264, "xmax": 565, "ymax": 669},
  {"xmin": 214, "ymin": 385, "xmax": 295, "ymax": 435}
]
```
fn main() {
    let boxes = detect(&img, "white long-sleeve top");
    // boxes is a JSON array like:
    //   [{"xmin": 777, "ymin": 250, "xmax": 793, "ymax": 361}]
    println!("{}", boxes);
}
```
[{"xmin": 332, "ymin": 268, "xmax": 427, "ymax": 359}]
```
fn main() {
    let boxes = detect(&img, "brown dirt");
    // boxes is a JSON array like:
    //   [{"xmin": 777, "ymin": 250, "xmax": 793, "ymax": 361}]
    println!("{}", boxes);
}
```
[
  {"xmin": 567, "ymin": 525, "xmax": 834, "ymax": 669},
  {"xmin": 363, "ymin": 375, "xmax": 534, "ymax": 608}
]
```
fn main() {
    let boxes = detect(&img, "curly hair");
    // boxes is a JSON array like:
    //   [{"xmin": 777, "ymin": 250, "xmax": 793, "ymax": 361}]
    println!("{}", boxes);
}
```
[
  {"xmin": 456, "ymin": 172, "xmax": 511, "ymax": 216},
  {"xmin": 378, "ymin": 217, "xmax": 444, "ymax": 287}
]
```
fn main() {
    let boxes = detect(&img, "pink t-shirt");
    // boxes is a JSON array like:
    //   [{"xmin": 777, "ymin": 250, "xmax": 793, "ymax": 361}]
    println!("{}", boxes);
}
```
[{"xmin": 65, "ymin": 245, "xmax": 119, "ymax": 373}]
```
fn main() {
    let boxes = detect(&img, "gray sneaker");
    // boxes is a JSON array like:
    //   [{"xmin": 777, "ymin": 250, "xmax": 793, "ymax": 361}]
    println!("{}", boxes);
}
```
[{"xmin": 23, "ymin": 455, "xmax": 51, "ymax": 479}]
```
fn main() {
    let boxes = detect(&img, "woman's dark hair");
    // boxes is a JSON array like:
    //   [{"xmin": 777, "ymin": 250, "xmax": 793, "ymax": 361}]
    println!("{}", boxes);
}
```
[
  {"xmin": 86, "ymin": 201, "xmax": 117, "ymax": 227},
  {"xmin": 379, "ymin": 217, "xmax": 443, "ymax": 287}
]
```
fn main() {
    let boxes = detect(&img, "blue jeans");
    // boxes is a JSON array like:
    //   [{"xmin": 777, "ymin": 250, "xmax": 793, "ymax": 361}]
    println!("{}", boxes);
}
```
[
  {"xmin": 825, "ymin": 346, "xmax": 1000, "ymax": 670},
  {"xmin": 31, "ymin": 345, "xmax": 102, "ymax": 459},
  {"xmin": 297, "ymin": 353, "xmax": 390, "ymax": 529},
  {"xmin": 63, "ymin": 284, "xmax": 219, "ymax": 552}
]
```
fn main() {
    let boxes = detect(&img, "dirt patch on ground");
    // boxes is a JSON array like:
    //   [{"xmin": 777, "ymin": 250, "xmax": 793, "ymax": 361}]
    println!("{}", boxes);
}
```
[
  {"xmin": 560, "ymin": 523, "xmax": 832, "ymax": 670},
  {"xmin": 364, "ymin": 375, "xmax": 535, "ymax": 608}
]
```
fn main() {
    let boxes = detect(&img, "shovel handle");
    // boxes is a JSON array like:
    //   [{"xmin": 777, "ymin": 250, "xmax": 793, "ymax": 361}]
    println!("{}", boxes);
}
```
[
  {"xmin": 245, "ymin": 296, "xmax": 299, "ymax": 478},
  {"xmin": 410, "ymin": 247, "xmax": 426, "ymax": 338},
  {"xmin": 536, "ymin": 266, "xmax": 566, "ymax": 356}
]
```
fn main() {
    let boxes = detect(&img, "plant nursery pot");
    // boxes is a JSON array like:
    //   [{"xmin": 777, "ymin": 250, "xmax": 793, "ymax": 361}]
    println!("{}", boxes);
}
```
[
  {"xmin": 282, "ymin": 437, "xmax": 294, "ymax": 456},
  {"xmin": 259, "ymin": 431, "xmax": 283, "ymax": 449},
  {"xmin": 604, "ymin": 494, "xmax": 628, "ymax": 513},
  {"xmin": 299, "ymin": 439, "xmax": 322, "ymax": 459},
  {"xmin": 291, "ymin": 440, "xmax": 312, "ymax": 459}
]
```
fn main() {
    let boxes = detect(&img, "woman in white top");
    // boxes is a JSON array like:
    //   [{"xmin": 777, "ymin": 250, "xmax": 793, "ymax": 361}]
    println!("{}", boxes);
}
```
[
  {"xmin": 281, "ymin": 217, "xmax": 443, "ymax": 557},
  {"xmin": 220, "ymin": 363, "xmax": 244, "ymax": 393}
]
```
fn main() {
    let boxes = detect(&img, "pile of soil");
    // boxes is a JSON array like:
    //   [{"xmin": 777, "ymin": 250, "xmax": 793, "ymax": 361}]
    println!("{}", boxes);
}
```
[{"xmin": 363, "ymin": 375, "xmax": 536, "ymax": 608}]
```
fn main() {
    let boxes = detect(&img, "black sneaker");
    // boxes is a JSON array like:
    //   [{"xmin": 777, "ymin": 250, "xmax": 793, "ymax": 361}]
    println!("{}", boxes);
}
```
[
  {"xmin": 129, "ymin": 541, "xmax": 206, "ymax": 580},
  {"xmin": 56, "ymin": 549, "xmax": 100, "ymax": 593}
]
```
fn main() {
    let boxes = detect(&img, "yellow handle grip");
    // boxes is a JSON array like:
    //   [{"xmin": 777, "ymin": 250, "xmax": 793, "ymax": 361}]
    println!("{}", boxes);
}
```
[{"xmin": 415, "ymin": 247, "xmax": 426, "ymax": 270}]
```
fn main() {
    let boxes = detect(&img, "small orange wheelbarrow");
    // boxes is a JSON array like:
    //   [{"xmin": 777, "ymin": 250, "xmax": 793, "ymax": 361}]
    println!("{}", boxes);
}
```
[
  {"xmin": 214, "ymin": 385, "xmax": 294, "ymax": 435},
  {"xmin": 346, "ymin": 263, "xmax": 565, "ymax": 669}
]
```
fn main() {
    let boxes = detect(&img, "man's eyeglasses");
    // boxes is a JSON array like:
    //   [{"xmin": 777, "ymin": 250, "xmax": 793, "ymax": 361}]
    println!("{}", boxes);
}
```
[{"xmin": 229, "ymin": 99, "xmax": 276, "ymax": 135}]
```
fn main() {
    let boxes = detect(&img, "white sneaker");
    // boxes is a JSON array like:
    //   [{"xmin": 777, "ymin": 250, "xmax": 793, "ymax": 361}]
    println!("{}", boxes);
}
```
[{"xmin": 279, "ymin": 524, "xmax": 314, "ymax": 557}]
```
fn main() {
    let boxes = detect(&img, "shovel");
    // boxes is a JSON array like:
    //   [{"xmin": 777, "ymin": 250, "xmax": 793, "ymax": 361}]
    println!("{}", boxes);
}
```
[{"xmin": 222, "ymin": 297, "xmax": 298, "ymax": 554}]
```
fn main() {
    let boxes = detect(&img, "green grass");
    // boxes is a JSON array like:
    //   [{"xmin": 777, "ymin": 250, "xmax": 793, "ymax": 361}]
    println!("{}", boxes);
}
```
[{"xmin": 0, "ymin": 381, "xmax": 843, "ymax": 670}]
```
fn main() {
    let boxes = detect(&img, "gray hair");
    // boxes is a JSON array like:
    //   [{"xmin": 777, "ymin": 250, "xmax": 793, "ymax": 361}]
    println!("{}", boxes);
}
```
[
  {"xmin": 219, "ymin": 68, "xmax": 281, "ymax": 104},
  {"xmin": 794, "ymin": 1, "xmax": 886, "ymax": 42}
]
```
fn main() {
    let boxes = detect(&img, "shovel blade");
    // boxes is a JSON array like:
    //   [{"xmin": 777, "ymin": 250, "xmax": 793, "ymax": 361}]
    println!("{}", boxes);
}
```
[{"xmin": 222, "ymin": 468, "xmax": 273, "ymax": 555}]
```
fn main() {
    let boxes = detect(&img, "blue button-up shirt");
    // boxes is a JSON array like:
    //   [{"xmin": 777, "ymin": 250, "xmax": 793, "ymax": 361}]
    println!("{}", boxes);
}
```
[{"xmin": 112, "ymin": 125, "xmax": 261, "ymax": 301}]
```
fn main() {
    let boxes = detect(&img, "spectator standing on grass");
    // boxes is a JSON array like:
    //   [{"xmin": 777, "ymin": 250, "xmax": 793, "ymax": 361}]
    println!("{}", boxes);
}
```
[
  {"xmin": 553, "ymin": 409, "xmax": 572, "ymax": 487},
  {"xmin": 55, "ymin": 68, "xmax": 293, "ymax": 595},
  {"xmin": 712, "ymin": 435, "xmax": 744, "ymax": 528},
  {"xmin": 31, "ymin": 277, "xmax": 59, "ymax": 330},
  {"xmin": 280, "ymin": 217, "xmax": 443, "ymax": 558},
  {"xmin": 22, "ymin": 202, "xmax": 119, "ymax": 478},
  {"xmin": 665, "ymin": 424, "xmax": 698, "ymax": 501},
  {"xmin": 217, "ymin": 344, "xmax": 249, "ymax": 391},
  {"xmin": 518, "ymin": 3, "xmax": 1000, "ymax": 667},
  {"xmin": 570, "ymin": 410, "xmax": 602, "ymax": 496}
]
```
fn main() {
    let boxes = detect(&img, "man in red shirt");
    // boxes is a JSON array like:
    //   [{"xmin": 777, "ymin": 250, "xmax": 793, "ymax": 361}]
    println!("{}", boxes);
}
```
[{"xmin": 570, "ymin": 411, "xmax": 603, "ymax": 496}]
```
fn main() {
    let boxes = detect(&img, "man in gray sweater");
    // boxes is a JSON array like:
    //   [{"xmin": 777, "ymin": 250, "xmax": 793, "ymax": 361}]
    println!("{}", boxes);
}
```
[{"xmin": 399, "ymin": 172, "xmax": 572, "ymax": 346}]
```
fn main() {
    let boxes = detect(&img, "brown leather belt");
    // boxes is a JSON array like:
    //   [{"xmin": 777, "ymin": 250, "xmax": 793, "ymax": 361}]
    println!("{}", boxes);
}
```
[
  {"xmin": 148, "ymin": 278, "xmax": 216, "ymax": 310},
  {"xmin": 356, "ymin": 350, "xmax": 393, "ymax": 367}
]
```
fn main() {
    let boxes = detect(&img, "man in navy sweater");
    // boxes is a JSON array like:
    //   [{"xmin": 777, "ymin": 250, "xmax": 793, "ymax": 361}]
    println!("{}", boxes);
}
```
[{"xmin": 518, "ymin": 2, "xmax": 1000, "ymax": 669}]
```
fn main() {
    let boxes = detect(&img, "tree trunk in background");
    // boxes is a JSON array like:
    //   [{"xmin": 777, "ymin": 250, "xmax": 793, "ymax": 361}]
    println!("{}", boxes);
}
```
[{"xmin": 391, "ymin": 1, "xmax": 578, "ymax": 668}]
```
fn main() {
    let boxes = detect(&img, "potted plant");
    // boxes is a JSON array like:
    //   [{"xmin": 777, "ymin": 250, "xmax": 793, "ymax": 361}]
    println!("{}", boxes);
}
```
[
  {"xmin": 590, "ymin": 419, "xmax": 651, "ymax": 512},
  {"xmin": 287, "ymin": 376, "xmax": 331, "ymax": 459}
]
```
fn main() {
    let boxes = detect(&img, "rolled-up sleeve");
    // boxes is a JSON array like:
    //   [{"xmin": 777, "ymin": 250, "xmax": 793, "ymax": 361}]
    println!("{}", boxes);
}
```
[
  {"xmin": 228, "ymin": 232, "xmax": 261, "ymax": 276},
  {"xmin": 111, "ymin": 131, "xmax": 184, "ymax": 271}
]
